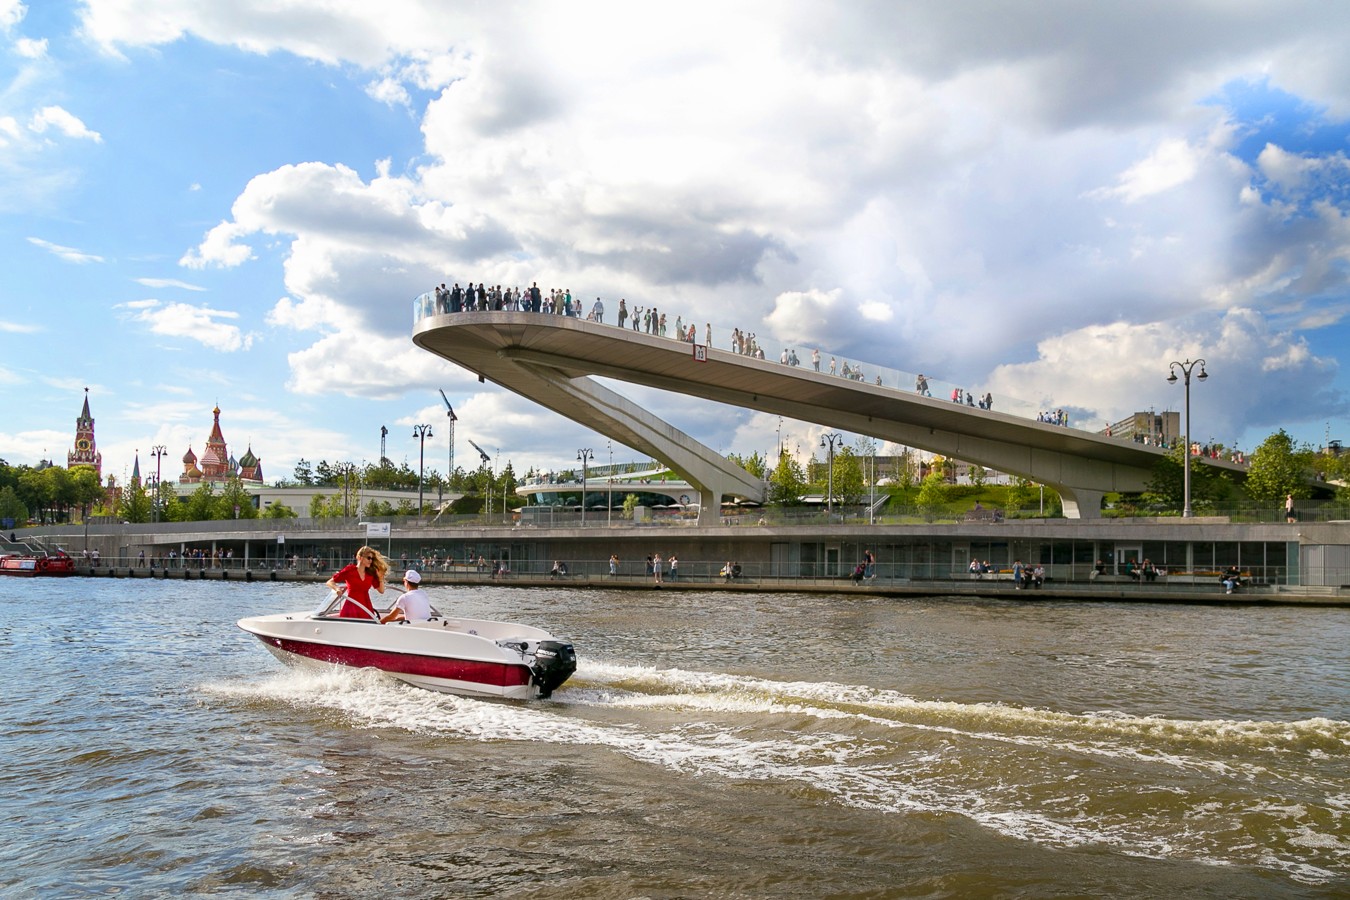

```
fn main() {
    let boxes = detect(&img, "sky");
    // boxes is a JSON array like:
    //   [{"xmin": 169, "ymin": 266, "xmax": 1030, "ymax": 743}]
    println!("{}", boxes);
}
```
[{"xmin": 3, "ymin": 1, "xmax": 1350, "ymax": 486}]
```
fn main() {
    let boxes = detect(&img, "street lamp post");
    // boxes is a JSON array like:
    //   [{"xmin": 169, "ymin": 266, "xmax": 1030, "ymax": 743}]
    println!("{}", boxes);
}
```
[
  {"xmin": 333, "ymin": 462, "xmax": 356, "ymax": 517},
  {"xmin": 869, "ymin": 442, "xmax": 876, "ymax": 525},
  {"xmin": 413, "ymin": 424, "xmax": 433, "ymax": 517},
  {"xmin": 820, "ymin": 432, "xmax": 842, "ymax": 518},
  {"xmin": 1167, "ymin": 358, "xmax": 1208, "ymax": 518},
  {"xmin": 150, "ymin": 445, "xmax": 166, "ymax": 523},
  {"xmin": 577, "ymin": 448, "xmax": 594, "ymax": 526},
  {"xmin": 607, "ymin": 440, "xmax": 613, "ymax": 527}
]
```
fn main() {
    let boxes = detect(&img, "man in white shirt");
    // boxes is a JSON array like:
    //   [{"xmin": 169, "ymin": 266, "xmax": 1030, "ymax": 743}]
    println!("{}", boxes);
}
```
[{"xmin": 381, "ymin": 570, "xmax": 433, "ymax": 623}]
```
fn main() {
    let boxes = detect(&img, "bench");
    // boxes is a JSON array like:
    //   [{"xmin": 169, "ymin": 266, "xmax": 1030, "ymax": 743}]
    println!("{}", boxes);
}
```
[
  {"xmin": 961, "ymin": 509, "xmax": 1004, "ymax": 524},
  {"xmin": 1162, "ymin": 571, "xmax": 1253, "ymax": 586},
  {"xmin": 956, "ymin": 569, "xmax": 1015, "ymax": 580}
]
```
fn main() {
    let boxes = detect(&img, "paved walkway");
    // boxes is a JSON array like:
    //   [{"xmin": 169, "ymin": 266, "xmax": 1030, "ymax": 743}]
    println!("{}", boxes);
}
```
[{"xmin": 69, "ymin": 565, "xmax": 1347, "ymax": 607}]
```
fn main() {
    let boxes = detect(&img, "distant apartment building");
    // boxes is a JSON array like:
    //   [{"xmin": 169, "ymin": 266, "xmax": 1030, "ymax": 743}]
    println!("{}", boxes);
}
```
[{"xmin": 1100, "ymin": 410, "xmax": 1180, "ymax": 446}]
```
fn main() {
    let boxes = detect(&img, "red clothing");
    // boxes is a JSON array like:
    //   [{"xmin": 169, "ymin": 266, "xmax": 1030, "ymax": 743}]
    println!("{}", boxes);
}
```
[{"xmin": 332, "ymin": 564, "xmax": 378, "ymax": 619}]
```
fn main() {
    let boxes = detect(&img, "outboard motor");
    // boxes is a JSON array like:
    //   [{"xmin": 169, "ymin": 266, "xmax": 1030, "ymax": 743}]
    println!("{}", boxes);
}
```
[{"xmin": 530, "ymin": 640, "xmax": 577, "ymax": 699}]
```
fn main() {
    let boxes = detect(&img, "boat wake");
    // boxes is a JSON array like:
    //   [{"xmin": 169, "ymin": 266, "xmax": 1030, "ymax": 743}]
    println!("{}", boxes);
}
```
[{"xmin": 205, "ymin": 659, "xmax": 1350, "ymax": 885}]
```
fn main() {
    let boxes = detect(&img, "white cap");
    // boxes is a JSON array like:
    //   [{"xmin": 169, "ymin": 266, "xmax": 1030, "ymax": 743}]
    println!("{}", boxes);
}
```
[{"xmin": 404, "ymin": 569, "xmax": 421, "ymax": 584}]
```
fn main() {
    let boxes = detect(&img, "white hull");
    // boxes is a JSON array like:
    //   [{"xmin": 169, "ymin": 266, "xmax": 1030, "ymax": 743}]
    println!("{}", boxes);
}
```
[{"xmin": 237, "ymin": 612, "xmax": 576, "ymax": 700}]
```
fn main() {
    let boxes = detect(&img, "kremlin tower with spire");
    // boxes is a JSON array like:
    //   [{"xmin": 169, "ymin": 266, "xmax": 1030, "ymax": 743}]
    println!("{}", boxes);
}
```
[{"xmin": 67, "ymin": 388, "xmax": 102, "ymax": 478}]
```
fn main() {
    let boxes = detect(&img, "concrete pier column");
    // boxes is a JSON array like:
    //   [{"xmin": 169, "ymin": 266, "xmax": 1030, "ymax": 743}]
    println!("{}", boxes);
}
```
[{"xmin": 1059, "ymin": 487, "xmax": 1105, "ymax": 520}]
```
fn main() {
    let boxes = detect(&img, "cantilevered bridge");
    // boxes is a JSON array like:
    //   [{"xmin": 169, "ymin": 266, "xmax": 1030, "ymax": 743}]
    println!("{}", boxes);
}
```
[{"xmin": 412, "ymin": 309, "xmax": 1239, "ymax": 522}]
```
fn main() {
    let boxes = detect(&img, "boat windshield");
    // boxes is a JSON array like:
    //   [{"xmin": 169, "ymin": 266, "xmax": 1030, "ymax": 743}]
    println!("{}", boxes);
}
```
[{"xmin": 311, "ymin": 591, "xmax": 442, "ymax": 621}]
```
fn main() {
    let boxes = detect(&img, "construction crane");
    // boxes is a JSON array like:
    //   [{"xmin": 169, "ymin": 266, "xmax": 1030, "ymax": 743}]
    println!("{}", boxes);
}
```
[
  {"xmin": 439, "ymin": 390, "xmax": 457, "ymax": 478},
  {"xmin": 468, "ymin": 439, "xmax": 494, "ymax": 517}
]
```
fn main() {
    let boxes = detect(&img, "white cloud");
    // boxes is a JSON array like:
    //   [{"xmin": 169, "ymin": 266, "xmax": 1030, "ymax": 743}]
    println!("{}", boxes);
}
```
[
  {"xmin": 1090, "ymin": 138, "xmax": 1202, "ymax": 204},
  {"xmin": 1257, "ymin": 143, "xmax": 1350, "ymax": 203},
  {"xmin": 135, "ymin": 277, "xmax": 206, "ymax": 291},
  {"xmin": 69, "ymin": 1, "xmax": 1350, "ymax": 453},
  {"xmin": 14, "ymin": 35, "xmax": 44, "ymax": 57},
  {"xmin": 0, "ymin": 0, "xmax": 24, "ymax": 31},
  {"xmin": 28, "ymin": 106, "xmax": 102, "ymax": 143},
  {"xmin": 365, "ymin": 76, "xmax": 409, "ymax": 107},
  {"xmin": 120, "ymin": 299, "xmax": 257, "ymax": 352},
  {"xmin": 78, "ymin": 0, "xmax": 464, "ymax": 66},
  {"xmin": 984, "ymin": 308, "xmax": 1343, "ymax": 440},
  {"xmin": 27, "ymin": 237, "xmax": 104, "ymax": 263},
  {"xmin": 179, "ymin": 220, "xmax": 253, "ymax": 268},
  {"xmin": 0, "ymin": 321, "xmax": 40, "ymax": 334}
]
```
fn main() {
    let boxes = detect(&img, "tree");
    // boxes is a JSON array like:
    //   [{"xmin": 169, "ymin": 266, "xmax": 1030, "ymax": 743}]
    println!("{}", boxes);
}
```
[
  {"xmin": 969, "ymin": 464, "xmax": 987, "ymax": 487},
  {"xmin": 729, "ymin": 450, "xmax": 772, "ymax": 477},
  {"xmin": 1314, "ymin": 451, "xmax": 1350, "ymax": 503},
  {"xmin": 0, "ymin": 485, "xmax": 27, "ymax": 527},
  {"xmin": 1144, "ymin": 443, "xmax": 1219, "ymax": 513},
  {"xmin": 116, "ymin": 481, "xmax": 152, "ymax": 523},
  {"xmin": 766, "ymin": 452, "xmax": 807, "ymax": 507},
  {"xmin": 217, "ymin": 478, "xmax": 258, "ymax": 519},
  {"xmin": 1006, "ymin": 476, "xmax": 1035, "ymax": 512},
  {"xmin": 293, "ymin": 458, "xmax": 315, "ymax": 486},
  {"xmin": 262, "ymin": 500, "xmax": 297, "ymax": 519},
  {"xmin": 915, "ymin": 471, "xmax": 950, "ymax": 521},
  {"xmin": 19, "ymin": 468, "xmax": 58, "ymax": 523},
  {"xmin": 151, "ymin": 481, "xmax": 178, "ymax": 520},
  {"xmin": 897, "ymin": 449, "xmax": 915, "ymax": 490},
  {"xmin": 310, "ymin": 493, "xmax": 351, "ymax": 518},
  {"xmin": 49, "ymin": 467, "xmax": 78, "ymax": 521},
  {"xmin": 831, "ymin": 446, "xmax": 865, "ymax": 506},
  {"xmin": 1246, "ymin": 429, "xmax": 1311, "ymax": 508},
  {"xmin": 70, "ymin": 467, "xmax": 104, "ymax": 523},
  {"xmin": 160, "ymin": 493, "xmax": 189, "ymax": 522},
  {"xmin": 184, "ymin": 483, "xmax": 218, "ymax": 521},
  {"xmin": 362, "ymin": 499, "xmax": 395, "ymax": 517}
]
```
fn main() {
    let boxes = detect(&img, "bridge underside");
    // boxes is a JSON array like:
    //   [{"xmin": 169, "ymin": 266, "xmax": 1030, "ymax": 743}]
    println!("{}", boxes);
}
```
[{"xmin": 413, "ymin": 313, "xmax": 1241, "ymax": 520}]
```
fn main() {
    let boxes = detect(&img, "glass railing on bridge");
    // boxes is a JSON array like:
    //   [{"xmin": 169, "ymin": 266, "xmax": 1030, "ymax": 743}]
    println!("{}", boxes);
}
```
[{"xmin": 412, "ymin": 290, "xmax": 1099, "ymax": 437}]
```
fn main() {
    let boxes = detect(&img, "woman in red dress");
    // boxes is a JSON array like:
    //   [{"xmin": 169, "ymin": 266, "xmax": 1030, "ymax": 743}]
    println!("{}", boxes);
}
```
[{"xmin": 325, "ymin": 545, "xmax": 390, "ymax": 619}]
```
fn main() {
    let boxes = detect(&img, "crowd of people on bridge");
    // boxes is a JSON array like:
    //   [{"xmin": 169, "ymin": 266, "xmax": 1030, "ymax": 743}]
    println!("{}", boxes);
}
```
[{"xmin": 1038, "ymin": 409, "xmax": 1070, "ymax": 427}]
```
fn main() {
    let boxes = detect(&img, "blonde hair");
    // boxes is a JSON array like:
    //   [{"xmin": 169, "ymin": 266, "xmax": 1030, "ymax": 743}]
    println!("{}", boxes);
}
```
[{"xmin": 357, "ymin": 545, "xmax": 390, "ymax": 588}]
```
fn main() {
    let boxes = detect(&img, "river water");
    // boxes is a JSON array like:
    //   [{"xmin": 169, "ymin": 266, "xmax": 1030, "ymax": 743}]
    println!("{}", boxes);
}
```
[{"xmin": 2, "ymin": 579, "xmax": 1347, "ymax": 898}]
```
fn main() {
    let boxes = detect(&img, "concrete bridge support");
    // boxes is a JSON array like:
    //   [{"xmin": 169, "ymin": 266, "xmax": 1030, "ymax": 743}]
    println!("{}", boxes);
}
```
[{"xmin": 514, "ymin": 362, "xmax": 764, "ymax": 526}]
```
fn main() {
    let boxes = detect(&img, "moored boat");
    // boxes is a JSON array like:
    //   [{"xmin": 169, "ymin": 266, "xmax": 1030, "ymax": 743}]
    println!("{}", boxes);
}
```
[
  {"xmin": 237, "ymin": 593, "xmax": 577, "ymax": 700},
  {"xmin": 0, "ymin": 551, "xmax": 76, "ymax": 577}
]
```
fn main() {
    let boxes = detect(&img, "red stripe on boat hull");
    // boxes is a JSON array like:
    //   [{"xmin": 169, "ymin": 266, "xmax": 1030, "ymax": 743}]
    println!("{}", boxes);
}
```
[{"xmin": 261, "ymin": 634, "xmax": 531, "ymax": 689}]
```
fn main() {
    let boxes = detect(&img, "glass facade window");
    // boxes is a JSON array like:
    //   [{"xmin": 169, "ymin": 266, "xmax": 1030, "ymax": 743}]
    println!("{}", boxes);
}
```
[{"xmin": 1214, "ymin": 542, "xmax": 1240, "ymax": 567}]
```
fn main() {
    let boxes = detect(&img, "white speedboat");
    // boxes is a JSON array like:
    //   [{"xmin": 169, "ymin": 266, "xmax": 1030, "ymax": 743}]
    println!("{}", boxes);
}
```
[{"xmin": 237, "ymin": 594, "xmax": 577, "ymax": 699}]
